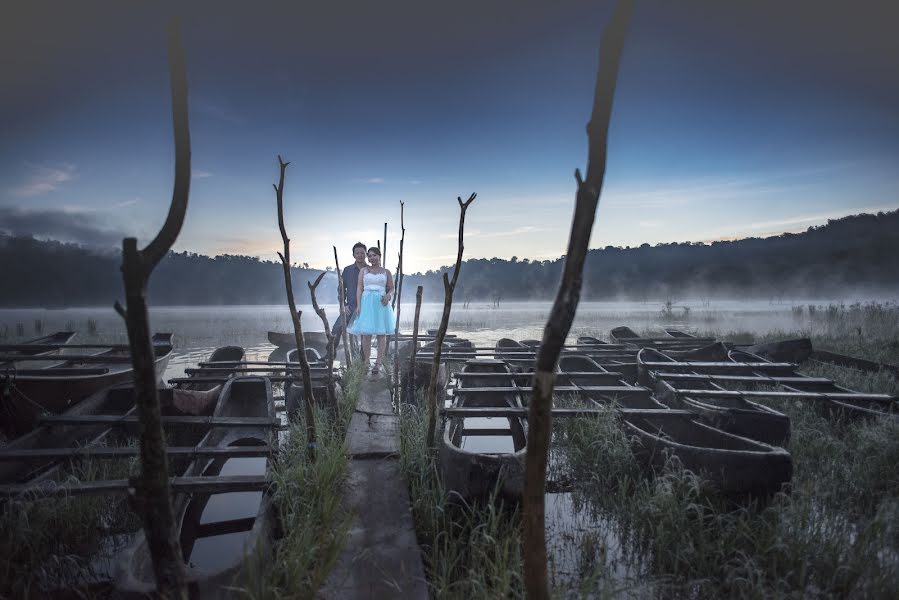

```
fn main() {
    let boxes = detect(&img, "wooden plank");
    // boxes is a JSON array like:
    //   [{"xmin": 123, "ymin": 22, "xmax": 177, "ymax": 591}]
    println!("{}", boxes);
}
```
[
  {"xmin": 0, "ymin": 367, "xmax": 110, "ymax": 376},
  {"xmin": 184, "ymin": 367, "xmax": 330, "ymax": 375},
  {"xmin": 0, "ymin": 445, "xmax": 274, "ymax": 461},
  {"xmin": 454, "ymin": 371, "xmax": 625, "ymax": 380},
  {"xmin": 0, "ymin": 343, "xmax": 131, "ymax": 351},
  {"xmin": 196, "ymin": 362, "xmax": 331, "ymax": 371},
  {"xmin": 170, "ymin": 376, "xmax": 330, "ymax": 384},
  {"xmin": 0, "ymin": 475, "xmax": 270, "ymax": 498},
  {"xmin": 0, "ymin": 354, "xmax": 136, "ymax": 364},
  {"xmin": 642, "ymin": 361, "xmax": 797, "ymax": 370},
  {"xmin": 676, "ymin": 389, "xmax": 897, "ymax": 401},
  {"xmin": 453, "ymin": 385, "xmax": 648, "ymax": 395},
  {"xmin": 442, "ymin": 407, "xmax": 693, "ymax": 418},
  {"xmin": 654, "ymin": 372, "xmax": 834, "ymax": 384},
  {"xmin": 195, "ymin": 516, "xmax": 257, "ymax": 538},
  {"xmin": 460, "ymin": 428, "xmax": 515, "ymax": 436},
  {"xmin": 39, "ymin": 415, "xmax": 280, "ymax": 427}
]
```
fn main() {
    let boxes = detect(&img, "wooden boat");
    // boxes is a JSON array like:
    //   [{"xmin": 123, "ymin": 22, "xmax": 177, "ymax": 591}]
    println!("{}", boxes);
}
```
[
  {"xmin": 746, "ymin": 338, "xmax": 812, "ymax": 363},
  {"xmin": 0, "ymin": 384, "xmax": 219, "ymax": 486},
  {"xmin": 576, "ymin": 336, "xmax": 606, "ymax": 346},
  {"xmin": 809, "ymin": 349, "xmax": 899, "ymax": 378},
  {"xmin": 495, "ymin": 338, "xmax": 532, "ymax": 370},
  {"xmin": 0, "ymin": 331, "xmax": 76, "ymax": 367},
  {"xmin": 610, "ymin": 326, "xmax": 641, "ymax": 342},
  {"xmin": 520, "ymin": 339, "xmax": 541, "ymax": 348},
  {"xmin": 561, "ymin": 354, "xmax": 792, "ymax": 495},
  {"xmin": 730, "ymin": 348, "xmax": 898, "ymax": 422},
  {"xmin": 176, "ymin": 346, "xmax": 245, "ymax": 392},
  {"xmin": 285, "ymin": 347, "xmax": 325, "ymax": 365},
  {"xmin": 1, "ymin": 333, "xmax": 175, "ymax": 437},
  {"xmin": 440, "ymin": 359, "xmax": 526, "ymax": 501},
  {"xmin": 638, "ymin": 347, "xmax": 791, "ymax": 447},
  {"xmin": 611, "ymin": 326, "xmax": 715, "ymax": 349},
  {"xmin": 664, "ymin": 329, "xmax": 695, "ymax": 339},
  {"xmin": 267, "ymin": 330, "xmax": 330, "ymax": 355},
  {"xmin": 115, "ymin": 376, "xmax": 275, "ymax": 597}
]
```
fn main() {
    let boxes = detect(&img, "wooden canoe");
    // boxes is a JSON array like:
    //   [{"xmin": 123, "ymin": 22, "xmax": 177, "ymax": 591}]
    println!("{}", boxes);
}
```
[
  {"xmin": 1, "ymin": 333, "xmax": 174, "ymax": 437},
  {"xmin": 611, "ymin": 326, "xmax": 716, "ymax": 348},
  {"xmin": 746, "ymin": 338, "xmax": 812, "ymax": 363},
  {"xmin": 0, "ymin": 331, "xmax": 77, "ymax": 368},
  {"xmin": 730, "ymin": 348, "xmax": 898, "ymax": 422},
  {"xmin": 267, "ymin": 330, "xmax": 331, "ymax": 354},
  {"xmin": 639, "ymin": 347, "xmax": 791, "ymax": 446},
  {"xmin": 809, "ymin": 349, "xmax": 899, "ymax": 378},
  {"xmin": 576, "ymin": 336, "xmax": 607, "ymax": 346},
  {"xmin": 440, "ymin": 359, "xmax": 526, "ymax": 502},
  {"xmin": 561, "ymin": 353, "xmax": 792, "ymax": 495},
  {"xmin": 0, "ymin": 385, "xmax": 218, "ymax": 486},
  {"xmin": 115, "ymin": 376, "xmax": 275, "ymax": 597}
]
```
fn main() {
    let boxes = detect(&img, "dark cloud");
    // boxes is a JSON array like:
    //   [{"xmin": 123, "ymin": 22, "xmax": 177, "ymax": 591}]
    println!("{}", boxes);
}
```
[{"xmin": 0, "ymin": 206, "xmax": 126, "ymax": 248}]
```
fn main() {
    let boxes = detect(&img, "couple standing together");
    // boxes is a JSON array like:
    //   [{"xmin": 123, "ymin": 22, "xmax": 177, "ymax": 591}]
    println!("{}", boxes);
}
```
[{"xmin": 332, "ymin": 242, "xmax": 396, "ymax": 374}]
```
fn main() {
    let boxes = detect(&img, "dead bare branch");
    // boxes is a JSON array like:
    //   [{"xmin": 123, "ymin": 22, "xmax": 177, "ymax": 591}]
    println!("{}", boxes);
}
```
[
  {"xmin": 119, "ymin": 17, "xmax": 191, "ymax": 598},
  {"xmin": 426, "ymin": 193, "xmax": 476, "ymax": 449},
  {"xmin": 522, "ymin": 1, "xmax": 635, "ymax": 598},
  {"xmin": 274, "ymin": 156, "xmax": 317, "ymax": 462}
]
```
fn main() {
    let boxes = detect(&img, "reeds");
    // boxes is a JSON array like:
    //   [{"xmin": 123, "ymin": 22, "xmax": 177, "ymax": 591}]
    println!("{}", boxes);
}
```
[{"xmin": 240, "ymin": 361, "xmax": 363, "ymax": 599}]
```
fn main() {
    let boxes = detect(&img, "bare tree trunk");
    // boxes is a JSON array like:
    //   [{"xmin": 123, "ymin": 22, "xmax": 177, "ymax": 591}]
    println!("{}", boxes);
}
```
[
  {"xmin": 425, "ymin": 194, "xmax": 476, "ymax": 449},
  {"xmin": 117, "ymin": 18, "xmax": 190, "ymax": 598},
  {"xmin": 274, "ymin": 156, "xmax": 316, "ymax": 462},
  {"xmin": 392, "ymin": 201, "xmax": 405, "ymax": 401},
  {"xmin": 333, "ymin": 246, "xmax": 352, "ymax": 368},
  {"xmin": 383, "ymin": 222, "xmax": 388, "ymax": 264},
  {"xmin": 308, "ymin": 272, "xmax": 336, "ymax": 407},
  {"xmin": 522, "ymin": 2, "xmax": 634, "ymax": 598},
  {"xmin": 408, "ymin": 285, "xmax": 423, "ymax": 396}
]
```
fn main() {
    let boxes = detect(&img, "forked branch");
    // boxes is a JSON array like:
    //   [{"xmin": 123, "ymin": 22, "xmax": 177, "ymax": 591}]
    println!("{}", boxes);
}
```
[
  {"xmin": 523, "ymin": 1, "xmax": 635, "ymax": 598},
  {"xmin": 426, "ymin": 193, "xmax": 476, "ymax": 449},
  {"xmin": 119, "ymin": 17, "xmax": 191, "ymax": 599},
  {"xmin": 274, "ymin": 156, "xmax": 317, "ymax": 462}
]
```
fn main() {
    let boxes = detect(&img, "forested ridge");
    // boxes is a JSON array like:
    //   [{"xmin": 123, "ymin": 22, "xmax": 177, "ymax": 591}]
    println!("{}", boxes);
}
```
[{"xmin": 1, "ymin": 210, "xmax": 897, "ymax": 307}]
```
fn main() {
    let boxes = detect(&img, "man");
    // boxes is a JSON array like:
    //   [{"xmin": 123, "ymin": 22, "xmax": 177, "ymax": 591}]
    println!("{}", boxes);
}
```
[{"xmin": 330, "ymin": 242, "xmax": 368, "ymax": 347}]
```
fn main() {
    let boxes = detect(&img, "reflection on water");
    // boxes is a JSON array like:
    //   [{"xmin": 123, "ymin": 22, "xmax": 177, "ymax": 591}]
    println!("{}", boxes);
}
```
[
  {"xmin": 186, "ymin": 457, "xmax": 267, "ymax": 571},
  {"xmin": 459, "ymin": 417, "xmax": 518, "ymax": 453}
]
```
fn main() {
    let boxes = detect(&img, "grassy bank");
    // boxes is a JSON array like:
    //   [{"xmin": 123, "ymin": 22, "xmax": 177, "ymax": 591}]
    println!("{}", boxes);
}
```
[
  {"xmin": 242, "ymin": 361, "xmax": 363, "ymax": 599},
  {"xmin": 0, "ymin": 456, "xmax": 138, "ymax": 596},
  {"xmin": 399, "ymin": 310, "xmax": 898, "ymax": 598}
]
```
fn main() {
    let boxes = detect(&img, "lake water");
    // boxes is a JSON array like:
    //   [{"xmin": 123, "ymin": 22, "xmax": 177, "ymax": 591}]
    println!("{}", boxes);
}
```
[{"xmin": 0, "ymin": 299, "xmax": 876, "ymax": 589}]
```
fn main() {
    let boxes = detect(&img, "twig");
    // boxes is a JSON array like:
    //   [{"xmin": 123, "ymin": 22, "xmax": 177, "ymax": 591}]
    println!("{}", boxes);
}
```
[
  {"xmin": 333, "ymin": 246, "xmax": 352, "ymax": 367},
  {"xmin": 408, "ymin": 285, "xmax": 424, "ymax": 395},
  {"xmin": 308, "ymin": 272, "xmax": 336, "ymax": 406},
  {"xmin": 426, "ymin": 193, "xmax": 476, "ymax": 449},
  {"xmin": 393, "ymin": 201, "xmax": 405, "ymax": 401},
  {"xmin": 523, "ymin": 2, "xmax": 634, "ymax": 598},
  {"xmin": 118, "ymin": 17, "xmax": 191, "ymax": 598},
  {"xmin": 274, "ymin": 155, "xmax": 317, "ymax": 462}
]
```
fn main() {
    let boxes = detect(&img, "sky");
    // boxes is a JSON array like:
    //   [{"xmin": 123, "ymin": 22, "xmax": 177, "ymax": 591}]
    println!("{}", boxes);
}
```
[{"xmin": 1, "ymin": 0, "xmax": 898, "ymax": 272}]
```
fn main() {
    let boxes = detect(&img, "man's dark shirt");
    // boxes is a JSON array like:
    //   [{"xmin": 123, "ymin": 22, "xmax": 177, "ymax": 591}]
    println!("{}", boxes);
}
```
[{"xmin": 340, "ymin": 263, "xmax": 362, "ymax": 313}]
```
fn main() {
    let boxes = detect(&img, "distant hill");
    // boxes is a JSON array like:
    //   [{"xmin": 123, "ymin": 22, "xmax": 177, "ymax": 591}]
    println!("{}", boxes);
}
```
[{"xmin": 1, "ymin": 209, "xmax": 897, "ymax": 307}]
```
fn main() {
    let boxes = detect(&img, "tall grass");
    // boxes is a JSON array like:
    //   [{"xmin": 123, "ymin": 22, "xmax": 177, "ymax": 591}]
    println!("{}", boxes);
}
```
[
  {"xmin": 399, "ymin": 404, "xmax": 524, "ymax": 599},
  {"xmin": 0, "ymin": 456, "xmax": 138, "ymax": 596},
  {"xmin": 241, "ymin": 361, "xmax": 363, "ymax": 599},
  {"xmin": 553, "ymin": 390, "xmax": 899, "ymax": 597}
]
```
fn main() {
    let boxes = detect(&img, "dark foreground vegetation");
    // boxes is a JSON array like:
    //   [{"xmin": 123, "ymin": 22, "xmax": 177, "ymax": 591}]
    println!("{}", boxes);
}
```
[
  {"xmin": 2, "ymin": 209, "xmax": 898, "ymax": 307},
  {"xmin": 398, "ymin": 305, "xmax": 899, "ymax": 599},
  {"xmin": 0, "ymin": 364, "xmax": 364, "ymax": 598}
]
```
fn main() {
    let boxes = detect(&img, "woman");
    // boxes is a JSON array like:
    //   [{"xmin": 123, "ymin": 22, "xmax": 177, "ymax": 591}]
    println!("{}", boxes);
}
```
[{"xmin": 347, "ymin": 246, "xmax": 396, "ymax": 374}]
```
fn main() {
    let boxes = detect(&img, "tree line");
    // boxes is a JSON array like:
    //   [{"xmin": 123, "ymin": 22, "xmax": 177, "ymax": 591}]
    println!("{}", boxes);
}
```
[{"xmin": 1, "ymin": 209, "xmax": 897, "ymax": 308}]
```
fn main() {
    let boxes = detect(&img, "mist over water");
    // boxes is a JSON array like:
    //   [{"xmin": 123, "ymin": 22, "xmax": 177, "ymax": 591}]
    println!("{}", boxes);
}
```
[{"xmin": 2, "ymin": 297, "xmax": 895, "ymax": 351}]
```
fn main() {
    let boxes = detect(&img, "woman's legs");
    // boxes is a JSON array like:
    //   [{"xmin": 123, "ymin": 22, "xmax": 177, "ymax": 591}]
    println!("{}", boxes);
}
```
[
  {"xmin": 374, "ymin": 335, "xmax": 387, "ymax": 371},
  {"xmin": 361, "ymin": 335, "xmax": 372, "ymax": 369}
]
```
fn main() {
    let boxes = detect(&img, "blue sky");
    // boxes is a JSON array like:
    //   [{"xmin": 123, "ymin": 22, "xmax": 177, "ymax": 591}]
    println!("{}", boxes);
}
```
[{"xmin": 1, "ymin": 0, "xmax": 897, "ymax": 272}]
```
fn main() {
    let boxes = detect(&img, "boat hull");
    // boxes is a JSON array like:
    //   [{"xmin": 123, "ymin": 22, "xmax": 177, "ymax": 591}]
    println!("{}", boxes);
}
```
[
  {"xmin": 115, "ymin": 376, "xmax": 275, "ymax": 598},
  {"xmin": 440, "ymin": 359, "xmax": 526, "ymax": 502}
]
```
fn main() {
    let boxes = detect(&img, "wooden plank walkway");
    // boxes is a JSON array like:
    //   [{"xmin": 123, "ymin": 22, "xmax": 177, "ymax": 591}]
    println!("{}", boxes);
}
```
[{"xmin": 321, "ymin": 374, "xmax": 428, "ymax": 599}]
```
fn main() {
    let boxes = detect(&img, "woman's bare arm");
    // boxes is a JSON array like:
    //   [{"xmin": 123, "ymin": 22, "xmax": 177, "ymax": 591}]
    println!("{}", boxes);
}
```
[
  {"xmin": 356, "ymin": 267, "xmax": 366, "ymax": 312},
  {"xmin": 382, "ymin": 270, "xmax": 395, "ymax": 305}
]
